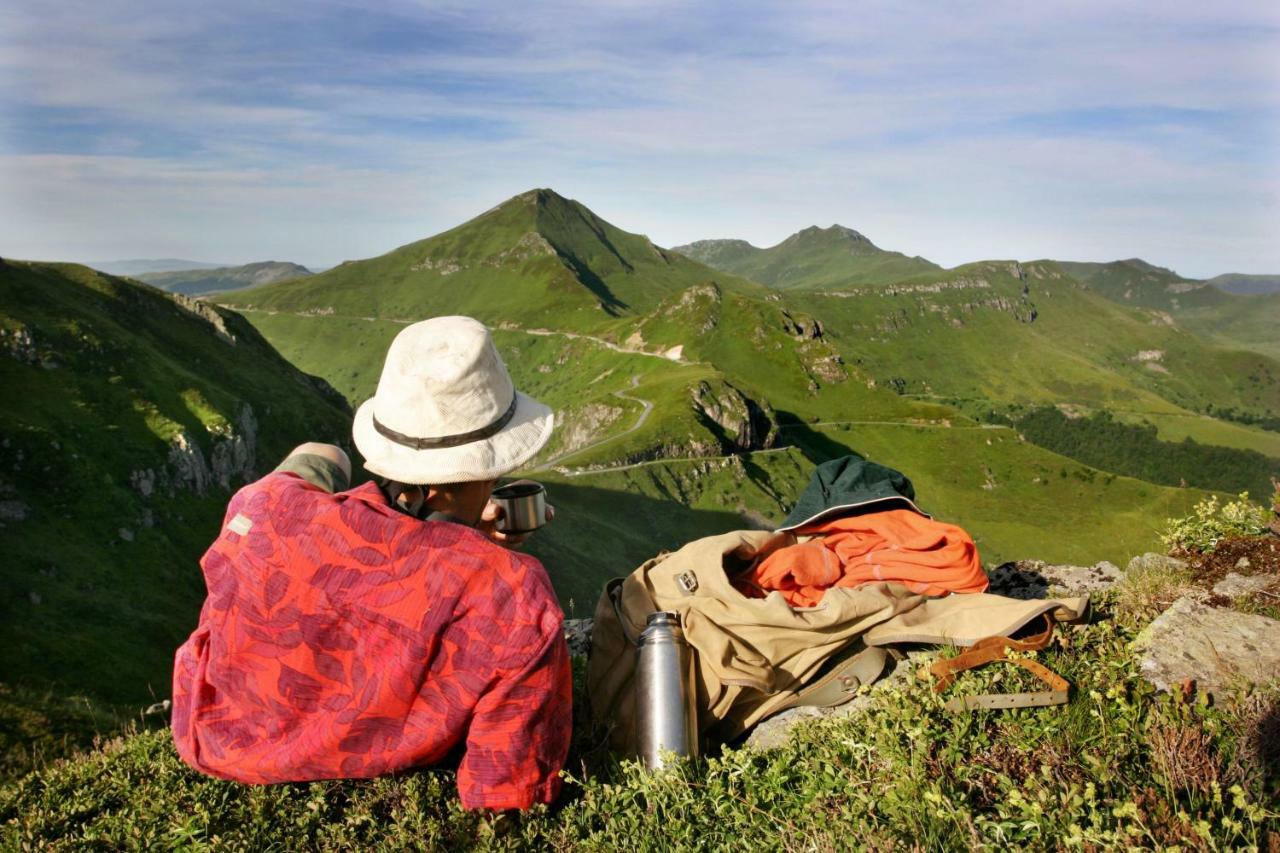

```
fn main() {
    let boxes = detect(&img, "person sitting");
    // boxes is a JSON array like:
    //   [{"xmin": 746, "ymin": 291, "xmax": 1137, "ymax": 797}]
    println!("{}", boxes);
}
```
[{"xmin": 171, "ymin": 315, "xmax": 570, "ymax": 811}]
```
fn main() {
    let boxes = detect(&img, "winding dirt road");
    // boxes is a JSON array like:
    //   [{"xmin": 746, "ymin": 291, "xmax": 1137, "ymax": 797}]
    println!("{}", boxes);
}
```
[{"xmin": 533, "ymin": 376, "xmax": 653, "ymax": 471}]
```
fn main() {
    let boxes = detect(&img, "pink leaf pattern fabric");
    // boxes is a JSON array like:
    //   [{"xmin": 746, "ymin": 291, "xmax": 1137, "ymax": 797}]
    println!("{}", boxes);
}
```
[{"xmin": 172, "ymin": 473, "xmax": 572, "ymax": 811}]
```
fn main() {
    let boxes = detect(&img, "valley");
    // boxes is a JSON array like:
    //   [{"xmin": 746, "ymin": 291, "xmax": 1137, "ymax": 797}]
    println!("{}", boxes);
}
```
[{"xmin": 2, "ymin": 188, "xmax": 1277, "ymax": 716}]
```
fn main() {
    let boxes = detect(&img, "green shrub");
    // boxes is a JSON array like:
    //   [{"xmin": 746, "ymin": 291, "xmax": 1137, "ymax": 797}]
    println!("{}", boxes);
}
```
[{"xmin": 1160, "ymin": 492, "xmax": 1271, "ymax": 554}]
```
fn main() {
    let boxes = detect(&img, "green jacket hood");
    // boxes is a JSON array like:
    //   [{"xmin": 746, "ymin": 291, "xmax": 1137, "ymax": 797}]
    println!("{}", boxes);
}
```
[{"xmin": 777, "ymin": 453, "xmax": 927, "ymax": 531}]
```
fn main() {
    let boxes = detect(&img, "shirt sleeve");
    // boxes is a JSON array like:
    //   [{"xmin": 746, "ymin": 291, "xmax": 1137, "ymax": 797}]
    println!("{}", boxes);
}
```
[
  {"xmin": 456, "ymin": 620, "xmax": 573, "ymax": 811},
  {"xmin": 273, "ymin": 452, "xmax": 350, "ymax": 493}
]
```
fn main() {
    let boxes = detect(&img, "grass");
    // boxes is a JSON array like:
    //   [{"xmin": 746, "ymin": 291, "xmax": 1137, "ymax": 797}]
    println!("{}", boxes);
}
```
[
  {"xmin": 0, "ymin": 261, "xmax": 352, "ymax": 705},
  {"xmin": 796, "ymin": 421, "xmax": 1219, "ymax": 568},
  {"xmin": 3, "ymin": 590, "xmax": 1276, "ymax": 850},
  {"xmin": 1109, "ymin": 410, "xmax": 1280, "ymax": 458}
]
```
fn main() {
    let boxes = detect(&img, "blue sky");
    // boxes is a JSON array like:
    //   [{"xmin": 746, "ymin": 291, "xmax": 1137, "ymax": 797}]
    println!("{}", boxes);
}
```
[{"xmin": 1, "ymin": 0, "xmax": 1277, "ymax": 277}]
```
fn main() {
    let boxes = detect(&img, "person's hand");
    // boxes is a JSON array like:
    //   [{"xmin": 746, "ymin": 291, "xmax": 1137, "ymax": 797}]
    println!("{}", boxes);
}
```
[{"xmin": 477, "ymin": 501, "xmax": 556, "ymax": 550}]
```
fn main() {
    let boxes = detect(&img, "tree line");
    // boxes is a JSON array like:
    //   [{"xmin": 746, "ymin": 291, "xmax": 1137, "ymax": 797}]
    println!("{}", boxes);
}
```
[{"xmin": 1015, "ymin": 407, "xmax": 1278, "ymax": 497}]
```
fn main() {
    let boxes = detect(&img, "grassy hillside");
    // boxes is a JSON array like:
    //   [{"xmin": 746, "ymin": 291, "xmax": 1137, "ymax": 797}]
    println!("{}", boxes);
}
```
[
  {"xmin": 0, "ymin": 260, "xmax": 353, "ymax": 705},
  {"xmin": 137, "ymin": 261, "xmax": 312, "ymax": 296},
  {"xmin": 674, "ymin": 225, "xmax": 939, "ymax": 290},
  {"xmin": 213, "ymin": 193, "xmax": 1276, "ymax": 604},
  {"xmin": 784, "ymin": 420, "xmax": 1215, "ymax": 568},
  {"xmin": 1058, "ymin": 259, "xmax": 1280, "ymax": 360},
  {"xmin": 221, "ymin": 188, "xmax": 764, "ymax": 332},
  {"xmin": 5, "ymin": 592, "xmax": 1276, "ymax": 849}
]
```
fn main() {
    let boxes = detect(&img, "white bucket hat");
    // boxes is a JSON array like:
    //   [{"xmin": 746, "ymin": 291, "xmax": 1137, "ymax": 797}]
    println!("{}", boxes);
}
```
[{"xmin": 353, "ymin": 316, "xmax": 554, "ymax": 483}]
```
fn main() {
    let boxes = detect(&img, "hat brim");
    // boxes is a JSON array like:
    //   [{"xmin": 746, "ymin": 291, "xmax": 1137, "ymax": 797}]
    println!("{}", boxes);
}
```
[{"xmin": 353, "ymin": 391, "xmax": 554, "ymax": 484}]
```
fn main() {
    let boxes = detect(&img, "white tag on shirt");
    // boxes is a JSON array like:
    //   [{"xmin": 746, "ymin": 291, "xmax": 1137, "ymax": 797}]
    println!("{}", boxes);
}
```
[{"xmin": 227, "ymin": 513, "xmax": 254, "ymax": 536}]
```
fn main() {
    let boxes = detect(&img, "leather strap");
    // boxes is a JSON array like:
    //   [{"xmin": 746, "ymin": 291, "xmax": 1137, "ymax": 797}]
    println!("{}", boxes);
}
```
[
  {"xmin": 929, "ymin": 615, "xmax": 1070, "ymax": 712},
  {"xmin": 777, "ymin": 644, "xmax": 895, "ymax": 712}
]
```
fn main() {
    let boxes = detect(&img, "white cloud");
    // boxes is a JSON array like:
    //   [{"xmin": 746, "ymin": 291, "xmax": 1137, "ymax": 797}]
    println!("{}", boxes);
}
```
[{"xmin": 0, "ymin": 0, "xmax": 1277, "ymax": 275}]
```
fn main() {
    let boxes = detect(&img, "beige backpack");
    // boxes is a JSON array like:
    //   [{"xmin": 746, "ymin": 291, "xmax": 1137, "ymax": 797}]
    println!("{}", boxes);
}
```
[{"xmin": 588, "ymin": 529, "xmax": 1087, "ymax": 754}]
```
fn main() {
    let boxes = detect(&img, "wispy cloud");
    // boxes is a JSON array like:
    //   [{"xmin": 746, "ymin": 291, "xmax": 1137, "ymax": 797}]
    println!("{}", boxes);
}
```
[{"xmin": 1, "ymin": 0, "xmax": 1277, "ymax": 275}]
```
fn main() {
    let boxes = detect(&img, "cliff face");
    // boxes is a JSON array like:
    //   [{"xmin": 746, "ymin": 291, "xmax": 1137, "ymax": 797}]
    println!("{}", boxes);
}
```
[{"xmin": 691, "ymin": 379, "xmax": 778, "ymax": 452}]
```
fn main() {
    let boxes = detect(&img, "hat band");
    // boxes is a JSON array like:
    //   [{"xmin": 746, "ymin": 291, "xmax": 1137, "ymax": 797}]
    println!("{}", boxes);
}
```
[{"xmin": 372, "ymin": 396, "xmax": 518, "ymax": 450}]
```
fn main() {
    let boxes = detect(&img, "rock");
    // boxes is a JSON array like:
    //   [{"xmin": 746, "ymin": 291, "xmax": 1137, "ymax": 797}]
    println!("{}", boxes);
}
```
[
  {"xmin": 168, "ymin": 430, "xmax": 210, "ymax": 495},
  {"xmin": 988, "ymin": 559, "xmax": 1123, "ymax": 599},
  {"xmin": 564, "ymin": 618, "xmax": 593, "ymax": 658},
  {"xmin": 1133, "ymin": 597, "xmax": 1280, "ymax": 694},
  {"xmin": 744, "ymin": 650, "xmax": 933, "ymax": 751},
  {"xmin": 171, "ymin": 293, "xmax": 236, "ymax": 344},
  {"xmin": 690, "ymin": 379, "xmax": 778, "ymax": 452},
  {"xmin": 1213, "ymin": 572, "xmax": 1273, "ymax": 599},
  {"xmin": 554, "ymin": 403, "xmax": 624, "ymax": 456},
  {"xmin": 28, "ymin": 591, "xmax": 41, "ymax": 606},
  {"xmin": 1125, "ymin": 552, "xmax": 1189, "ymax": 578},
  {"xmin": 118, "ymin": 528, "xmax": 134, "ymax": 542},
  {"xmin": 130, "ymin": 468, "xmax": 157, "ymax": 498},
  {"xmin": 209, "ymin": 404, "xmax": 258, "ymax": 490},
  {"xmin": 1235, "ymin": 557, "xmax": 1252, "ymax": 571}
]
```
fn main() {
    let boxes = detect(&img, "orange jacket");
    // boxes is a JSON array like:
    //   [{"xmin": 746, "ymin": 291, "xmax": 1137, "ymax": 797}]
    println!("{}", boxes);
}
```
[{"xmin": 737, "ymin": 510, "xmax": 988, "ymax": 607}]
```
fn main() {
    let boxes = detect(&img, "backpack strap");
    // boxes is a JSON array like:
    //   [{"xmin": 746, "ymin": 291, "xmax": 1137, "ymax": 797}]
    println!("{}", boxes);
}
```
[
  {"xmin": 776, "ymin": 643, "xmax": 897, "ymax": 712},
  {"xmin": 929, "ymin": 615, "xmax": 1070, "ymax": 712}
]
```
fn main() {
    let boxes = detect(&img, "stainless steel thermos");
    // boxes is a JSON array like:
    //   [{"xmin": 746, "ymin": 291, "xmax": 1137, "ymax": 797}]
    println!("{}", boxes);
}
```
[{"xmin": 636, "ymin": 611, "xmax": 698, "ymax": 769}]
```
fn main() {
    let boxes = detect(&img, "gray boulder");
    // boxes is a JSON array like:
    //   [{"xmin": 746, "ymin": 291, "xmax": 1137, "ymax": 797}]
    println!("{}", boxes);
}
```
[
  {"xmin": 1212, "ymin": 572, "xmax": 1274, "ymax": 599},
  {"xmin": 988, "ymin": 559, "xmax": 1123, "ymax": 600},
  {"xmin": 1132, "ymin": 596, "xmax": 1280, "ymax": 694}
]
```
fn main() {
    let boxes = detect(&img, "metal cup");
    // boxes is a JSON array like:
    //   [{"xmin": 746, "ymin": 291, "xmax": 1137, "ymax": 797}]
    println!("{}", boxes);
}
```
[{"xmin": 491, "ymin": 480, "xmax": 547, "ymax": 534}]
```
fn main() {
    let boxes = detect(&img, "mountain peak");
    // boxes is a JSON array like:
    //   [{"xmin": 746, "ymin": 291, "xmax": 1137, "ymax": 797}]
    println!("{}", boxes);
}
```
[{"xmin": 796, "ymin": 224, "xmax": 869, "ymax": 242}]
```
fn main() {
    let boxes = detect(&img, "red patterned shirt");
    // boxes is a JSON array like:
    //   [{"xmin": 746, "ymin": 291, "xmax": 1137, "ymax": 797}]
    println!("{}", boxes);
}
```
[{"xmin": 171, "ymin": 466, "xmax": 572, "ymax": 811}]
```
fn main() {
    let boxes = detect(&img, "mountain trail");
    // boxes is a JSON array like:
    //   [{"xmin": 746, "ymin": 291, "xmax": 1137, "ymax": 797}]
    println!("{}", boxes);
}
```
[
  {"xmin": 780, "ymin": 420, "xmax": 1012, "ymax": 430},
  {"xmin": 533, "ymin": 376, "xmax": 654, "ymax": 471},
  {"xmin": 227, "ymin": 308, "xmax": 699, "ymax": 366},
  {"xmin": 502, "ymin": 324, "xmax": 692, "ymax": 365},
  {"xmin": 554, "ymin": 446, "xmax": 795, "ymax": 478}
]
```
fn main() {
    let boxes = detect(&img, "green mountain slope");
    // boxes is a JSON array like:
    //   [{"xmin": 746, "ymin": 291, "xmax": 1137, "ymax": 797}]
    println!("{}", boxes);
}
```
[
  {"xmin": 0, "ymin": 260, "xmax": 353, "ymax": 704},
  {"xmin": 1058, "ymin": 259, "xmax": 1280, "ymax": 360},
  {"xmin": 137, "ymin": 261, "xmax": 312, "ymax": 296},
  {"xmin": 222, "ymin": 188, "xmax": 764, "ymax": 329},
  {"xmin": 788, "ymin": 261, "xmax": 1280, "ymax": 421},
  {"xmin": 673, "ymin": 226, "xmax": 939, "ymax": 289},
  {"xmin": 210, "ymin": 192, "xmax": 1270, "ymax": 615}
]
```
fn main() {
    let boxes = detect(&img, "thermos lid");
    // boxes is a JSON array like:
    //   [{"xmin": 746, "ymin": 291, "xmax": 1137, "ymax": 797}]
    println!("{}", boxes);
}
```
[{"xmin": 640, "ymin": 611, "xmax": 684, "ymax": 644}]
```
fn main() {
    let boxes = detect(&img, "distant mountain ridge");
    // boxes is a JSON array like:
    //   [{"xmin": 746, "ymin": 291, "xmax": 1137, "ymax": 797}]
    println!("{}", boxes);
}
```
[
  {"xmin": 138, "ymin": 261, "xmax": 312, "ymax": 296},
  {"xmin": 1207, "ymin": 273, "xmax": 1280, "ymax": 295},
  {"xmin": 673, "ymin": 225, "xmax": 939, "ymax": 290},
  {"xmin": 88, "ymin": 259, "xmax": 224, "ymax": 276}
]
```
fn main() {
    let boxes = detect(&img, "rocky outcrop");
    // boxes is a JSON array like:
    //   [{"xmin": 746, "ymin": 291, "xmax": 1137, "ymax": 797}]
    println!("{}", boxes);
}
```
[
  {"xmin": 1, "ymin": 326, "xmax": 41, "ymax": 365},
  {"xmin": 553, "ymin": 403, "xmax": 625, "ymax": 457},
  {"xmin": 136, "ymin": 404, "xmax": 260, "ymax": 497},
  {"xmin": 1133, "ymin": 597, "xmax": 1280, "ymax": 694},
  {"xmin": 209, "ymin": 405, "xmax": 258, "ymax": 490},
  {"xmin": 661, "ymin": 283, "xmax": 721, "ymax": 335},
  {"xmin": 988, "ymin": 559, "xmax": 1124, "ymax": 599},
  {"xmin": 171, "ymin": 294, "xmax": 236, "ymax": 345},
  {"xmin": 691, "ymin": 380, "xmax": 778, "ymax": 452}
]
